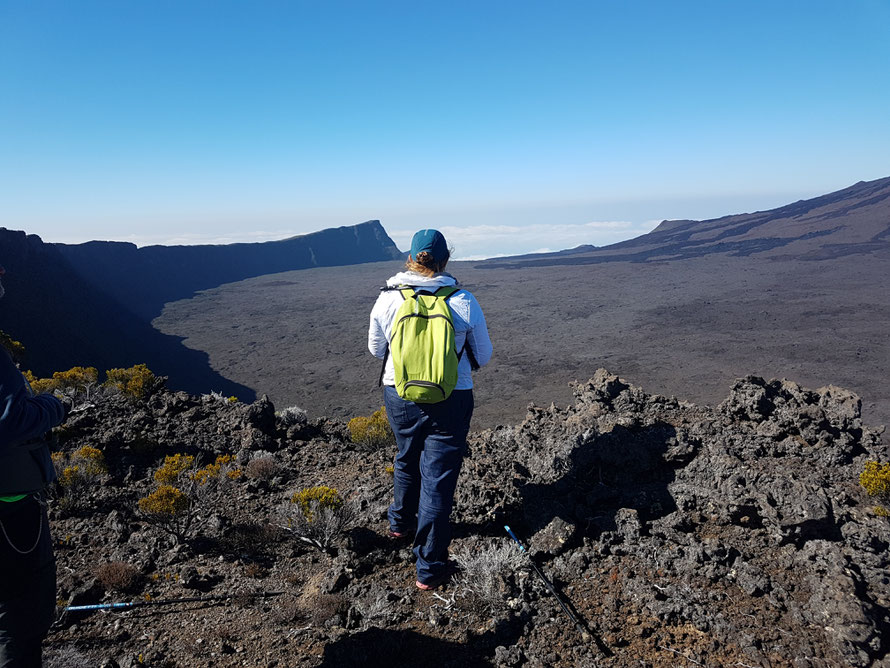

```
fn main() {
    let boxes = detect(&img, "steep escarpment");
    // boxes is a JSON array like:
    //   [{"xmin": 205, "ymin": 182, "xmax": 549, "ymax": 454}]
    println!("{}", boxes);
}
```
[
  {"xmin": 0, "ymin": 229, "xmax": 253, "ymax": 398},
  {"xmin": 0, "ymin": 220, "xmax": 403, "ymax": 396},
  {"xmin": 54, "ymin": 220, "xmax": 403, "ymax": 320},
  {"xmin": 44, "ymin": 371, "xmax": 888, "ymax": 667}
]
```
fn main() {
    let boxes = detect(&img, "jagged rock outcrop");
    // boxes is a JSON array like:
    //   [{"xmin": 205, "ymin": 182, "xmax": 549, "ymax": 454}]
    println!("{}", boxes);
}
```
[
  {"xmin": 46, "ymin": 371, "xmax": 889, "ymax": 667},
  {"xmin": 457, "ymin": 369, "xmax": 889, "ymax": 666}
]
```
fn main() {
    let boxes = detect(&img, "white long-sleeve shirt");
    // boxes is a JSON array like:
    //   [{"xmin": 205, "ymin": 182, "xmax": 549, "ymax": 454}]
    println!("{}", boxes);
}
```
[{"xmin": 368, "ymin": 271, "xmax": 493, "ymax": 390}]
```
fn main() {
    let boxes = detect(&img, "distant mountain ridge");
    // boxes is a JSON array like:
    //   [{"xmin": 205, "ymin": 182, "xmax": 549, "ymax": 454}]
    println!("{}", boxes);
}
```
[
  {"xmin": 54, "ymin": 219, "xmax": 402, "ymax": 320},
  {"xmin": 485, "ymin": 176, "xmax": 890, "ymax": 267}
]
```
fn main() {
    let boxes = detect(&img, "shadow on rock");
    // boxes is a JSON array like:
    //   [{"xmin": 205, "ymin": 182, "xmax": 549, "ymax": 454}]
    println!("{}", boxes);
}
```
[
  {"xmin": 516, "ymin": 419, "xmax": 681, "ymax": 556},
  {"xmin": 318, "ymin": 628, "xmax": 490, "ymax": 668}
]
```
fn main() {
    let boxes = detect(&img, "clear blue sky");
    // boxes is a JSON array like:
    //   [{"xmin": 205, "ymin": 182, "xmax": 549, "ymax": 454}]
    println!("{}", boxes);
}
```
[{"xmin": 1, "ymin": 1, "xmax": 888, "ymax": 259}]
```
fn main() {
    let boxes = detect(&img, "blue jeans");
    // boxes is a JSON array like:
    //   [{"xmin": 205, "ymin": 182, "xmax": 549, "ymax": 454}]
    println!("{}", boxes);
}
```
[{"xmin": 384, "ymin": 386, "xmax": 473, "ymax": 585}]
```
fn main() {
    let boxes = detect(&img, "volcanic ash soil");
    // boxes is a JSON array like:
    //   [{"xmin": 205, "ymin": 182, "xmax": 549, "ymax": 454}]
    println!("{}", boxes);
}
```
[{"xmin": 45, "ymin": 370, "xmax": 889, "ymax": 667}]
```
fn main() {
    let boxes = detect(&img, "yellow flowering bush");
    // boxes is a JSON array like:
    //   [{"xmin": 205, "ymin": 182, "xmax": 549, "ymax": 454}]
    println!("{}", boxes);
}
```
[
  {"xmin": 860, "ymin": 460, "xmax": 890, "ymax": 516},
  {"xmin": 347, "ymin": 407, "xmax": 394, "ymax": 448},
  {"xmin": 154, "ymin": 454, "xmax": 196, "ymax": 484},
  {"xmin": 283, "ymin": 485, "xmax": 352, "ymax": 552},
  {"xmin": 104, "ymin": 364, "xmax": 157, "ymax": 399},
  {"xmin": 138, "ymin": 485, "xmax": 190, "ymax": 517},
  {"xmin": 52, "ymin": 446, "xmax": 108, "ymax": 512},
  {"xmin": 137, "ymin": 485, "xmax": 192, "ymax": 541},
  {"xmin": 24, "ymin": 370, "xmax": 58, "ymax": 395},
  {"xmin": 53, "ymin": 366, "xmax": 99, "ymax": 397},
  {"xmin": 190, "ymin": 454, "xmax": 242, "ymax": 485},
  {"xmin": 0, "ymin": 331, "xmax": 26, "ymax": 360},
  {"xmin": 140, "ymin": 453, "xmax": 242, "ymax": 542}
]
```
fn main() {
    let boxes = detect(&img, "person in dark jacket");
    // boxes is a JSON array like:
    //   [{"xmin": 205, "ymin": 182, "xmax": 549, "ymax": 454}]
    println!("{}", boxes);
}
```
[{"xmin": 0, "ymin": 264, "xmax": 67, "ymax": 667}]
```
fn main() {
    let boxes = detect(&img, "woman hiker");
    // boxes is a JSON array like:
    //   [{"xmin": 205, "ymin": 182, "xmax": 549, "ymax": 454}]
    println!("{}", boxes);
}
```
[
  {"xmin": 368, "ymin": 229, "xmax": 492, "ymax": 590},
  {"xmin": 0, "ymin": 263, "xmax": 68, "ymax": 667}
]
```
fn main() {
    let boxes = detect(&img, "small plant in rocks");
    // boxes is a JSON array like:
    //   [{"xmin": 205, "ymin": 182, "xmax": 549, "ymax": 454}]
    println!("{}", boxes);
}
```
[
  {"xmin": 138, "ymin": 453, "xmax": 242, "ymax": 542},
  {"xmin": 245, "ymin": 454, "xmax": 280, "ymax": 481},
  {"xmin": 860, "ymin": 460, "xmax": 890, "ymax": 516},
  {"xmin": 138, "ymin": 485, "xmax": 193, "ymax": 542},
  {"xmin": 51, "ymin": 446, "xmax": 108, "ymax": 512},
  {"xmin": 347, "ymin": 406, "xmax": 394, "ymax": 448},
  {"xmin": 276, "ymin": 405, "xmax": 307, "ymax": 427},
  {"xmin": 281, "ymin": 486, "xmax": 354, "ymax": 552},
  {"xmin": 95, "ymin": 561, "xmax": 142, "ymax": 594},
  {"xmin": 104, "ymin": 363, "xmax": 159, "ymax": 400},
  {"xmin": 451, "ymin": 538, "xmax": 526, "ymax": 613}
]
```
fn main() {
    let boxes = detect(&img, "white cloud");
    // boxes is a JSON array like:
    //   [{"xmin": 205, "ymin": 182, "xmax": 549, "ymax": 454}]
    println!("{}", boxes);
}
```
[
  {"xmin": 389, "ymin": 220, "xmax": 659, "ymax": 260},
  {"xmin": 114, "ymin": 229, "xmax": 303, "ymax": 247}
]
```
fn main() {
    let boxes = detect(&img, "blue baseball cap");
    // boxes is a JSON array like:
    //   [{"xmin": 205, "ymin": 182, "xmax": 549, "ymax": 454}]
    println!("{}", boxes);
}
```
[{"xmin": 410, "ymin": 229, "xmax": 449, "ymax": 262}]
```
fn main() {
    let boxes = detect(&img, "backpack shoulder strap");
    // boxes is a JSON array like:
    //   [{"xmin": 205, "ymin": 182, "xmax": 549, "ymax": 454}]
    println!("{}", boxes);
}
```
[
  {"xmin": 435, "ymin": 286, "xmax": 461, "ymax": 300},
  {"xmin": 434, "ymin": 287, "xmax": 480, "ymax": 370},
  {"xmin": 377, "ymin": 287, "xmax": 413, "ymax": 387}
]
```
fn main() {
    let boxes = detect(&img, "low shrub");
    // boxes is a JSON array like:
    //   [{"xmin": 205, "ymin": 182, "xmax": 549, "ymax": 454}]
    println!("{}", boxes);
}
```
[
  {"xmin": 282, "ymin": 486, "xmax": 353, "ymax": 552},
  {"xmin": 140, "ymin": 452, "xmax": 241, "ymax": 542},
  {"xmin": 191, "ymin": 454, "xmax": 242, "ymax": 485},
  {"xmin": 291, "ymin": 486, "xmax": 343, "ymax": 521},
  {"xmin": 52, "ymin": 446, "xmax": 108, "ymax": 512},
  {"xmin": 24, "ymin": 370, "xmax": 57, "ymax": 395},
  {"xmin": 0, "ymin": 330, "xmax": 25, "ymax": 360},
  {"xmin": 451, "ymin": 539, "xmax": 525, "ymax": 613},
  {"xmin": 276, "ymin": 405, "xmax": 307, "ymax": 427},
  {"xmin": 347, "ymin": 406, "xmax": 394, "ymax": 448},
  {"xmin": 860, "ymin": 460, "xmax": 890, "ymax": 516},
  {"xmin": 95, "ymin": 561, "xmax": 142, "ymax": 593},
  {"xmin": 53, "ymin": 367, "xmax": 99, "ymax": 400},
  {"xmin": 246, "ymin": 455, "xmax": 280, "ymax": 481},
  {"xmin": 137, "ymin": 485, "xmax": 192, "ymax": 541},
  {"xmin": 104, "ymin": 363, "xmax": 158, "ymax": 400},
  {"xmin": 154, "ymin": 454, "xmax": 196, "ymax": 484}
]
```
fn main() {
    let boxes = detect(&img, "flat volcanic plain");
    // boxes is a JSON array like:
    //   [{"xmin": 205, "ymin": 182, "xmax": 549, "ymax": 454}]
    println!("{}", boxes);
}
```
[{"xmin": 153, "ymin": 251, "xmax": 889, "ymax": 430}]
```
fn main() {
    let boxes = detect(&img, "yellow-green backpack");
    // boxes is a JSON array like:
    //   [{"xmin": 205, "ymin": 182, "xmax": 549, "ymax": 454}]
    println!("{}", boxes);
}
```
[{"xmin": 388, "ymin": 286, "xmax": 461, "ymax": 403}]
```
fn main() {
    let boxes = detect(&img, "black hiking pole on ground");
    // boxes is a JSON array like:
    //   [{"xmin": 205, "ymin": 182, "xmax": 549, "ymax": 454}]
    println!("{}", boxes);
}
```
[{"xmin": 504, "ymin": 525, "xmax": 592, "ymax": 642}]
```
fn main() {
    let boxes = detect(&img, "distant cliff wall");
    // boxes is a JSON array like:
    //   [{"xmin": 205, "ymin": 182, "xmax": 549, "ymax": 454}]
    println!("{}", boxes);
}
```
[
  {"xmin": 0, "ymin": 228, "xmax": 253, "ymax": 397},
  {"xmin": 54, "ymin": 220, "xmax": 403, "ymax": 320},
  {"xmin": 0, "ymin": 220, "xmax": 402, "ymax": 396}
]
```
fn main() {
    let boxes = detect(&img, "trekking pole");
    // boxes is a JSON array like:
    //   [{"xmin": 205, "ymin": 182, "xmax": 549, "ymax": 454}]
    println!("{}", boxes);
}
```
[
  {"xmin": 504, "ymin": 525, "xmax": 590, "ymax": 642},
  {"xmin": 63, "ymin": 591, "xmax": 282, "ymax": 613}
]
